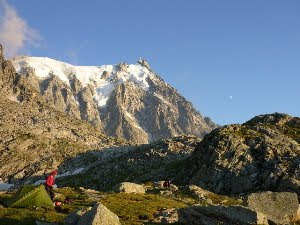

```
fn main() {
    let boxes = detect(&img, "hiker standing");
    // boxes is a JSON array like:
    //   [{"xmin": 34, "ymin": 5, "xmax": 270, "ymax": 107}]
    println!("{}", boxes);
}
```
[
  {"xmin": 45, "ymin": 170, "xmax": 57, "ymax": 201},
  {"xmin": 163, "ymin": 180, "xmax": 171, "ymax": 188}
]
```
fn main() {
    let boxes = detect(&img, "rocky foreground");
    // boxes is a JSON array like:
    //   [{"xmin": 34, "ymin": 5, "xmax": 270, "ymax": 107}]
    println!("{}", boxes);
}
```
[{"xmin": 0, "ymin": 182, "xmax": 299, "ymax": 225}]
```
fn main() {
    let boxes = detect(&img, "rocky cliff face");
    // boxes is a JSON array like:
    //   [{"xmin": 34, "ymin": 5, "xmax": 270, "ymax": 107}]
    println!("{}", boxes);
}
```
[
  {"xmin": 178, "ymin": 113, "xmax": 300, "ymax": 196},
  {"xmin": 11, "ymin": 56, "xmax": 218, "ymax": 144},
  {"xmin": 0, "ymin": 45, "xmax": 129, "ymax": 183}
]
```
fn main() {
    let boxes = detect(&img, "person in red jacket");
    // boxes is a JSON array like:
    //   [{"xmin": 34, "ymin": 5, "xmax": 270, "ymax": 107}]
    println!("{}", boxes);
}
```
[{"xmin": 45, "ymin": 170, "xmax": 57, "ymax": 201}]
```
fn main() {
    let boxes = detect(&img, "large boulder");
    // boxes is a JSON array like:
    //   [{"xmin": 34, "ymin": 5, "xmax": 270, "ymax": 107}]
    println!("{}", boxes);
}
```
[
  {"xmin": 114, "ymin": 182, "xmax": 145, "ymax": 194},
  {"xmin": 77, "ymin": 203, "xmax": 121, "ymax": 225},
  {"xmin": 65, "ymin": 203, "xmax": 121, "ymax": 225},
  {"xmin": 65, "ymin": 207, "xmax": 91, "ymax": 225},
  {"xmin": 178, "ymin": 205, "xmax": 268, "ymax": 225},
  {"xmin": 247, "ymin": 191, "xmax": 300, "ymax": 224}
]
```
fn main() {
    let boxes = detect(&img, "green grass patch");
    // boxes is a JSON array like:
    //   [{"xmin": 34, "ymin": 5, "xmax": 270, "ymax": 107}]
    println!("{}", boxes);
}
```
[
  {"xmin": 205, "ymin": 193, "xmax": 242, "ymax": 206},
  {"xmin": 173, "ymin": 187, "xmax": 241, "ymax": 206},
  {"xmin": 0, "ymin": 192, "xmax": 12, "ymax": 203},
  {"xmin": 0, "ymin": 188, "xmax": 93, "ymax": 225},
  {"xmin": 100, "ymin": 193, "xmax": 187, "ymax": 225},
  {"xmin": 54, "ymin": 188, "xmax": 93, "ymax": 214},
  {"xmin": 0, "ymin": 186, "xmax": 241, "ymax": 225},
  {"xmin": 0, "ymin": 207, "xmax": 65, "ymax": 225}
]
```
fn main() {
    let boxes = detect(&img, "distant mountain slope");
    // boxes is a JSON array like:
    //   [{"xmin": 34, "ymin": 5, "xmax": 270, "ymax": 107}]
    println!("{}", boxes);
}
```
[
  {"xmin": 56, "ymin": 135, "xmax": 201, "ymax": 191},
  {"xmin": 12, "ymin": 56, "xmax": 218, "ymax": 143},
  {"xmin": 0, "ymin": 45, "xmax": 129, "ymax": 183}
]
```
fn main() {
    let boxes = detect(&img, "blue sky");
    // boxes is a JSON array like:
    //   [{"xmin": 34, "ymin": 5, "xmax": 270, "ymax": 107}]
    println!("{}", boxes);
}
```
[{"xmin": 1, "ymin": 0, "xmax": 299, "ymax": 125}]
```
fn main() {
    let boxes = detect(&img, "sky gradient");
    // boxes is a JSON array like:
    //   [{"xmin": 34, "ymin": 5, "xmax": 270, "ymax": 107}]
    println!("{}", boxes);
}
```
[{"xmin": 1, "ymin": 0, "xmax": 299, "ymax": 125}]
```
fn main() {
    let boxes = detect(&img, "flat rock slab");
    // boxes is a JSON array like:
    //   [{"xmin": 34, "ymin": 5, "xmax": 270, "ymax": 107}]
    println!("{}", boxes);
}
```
[
  {"xmin": 247, "ymin": 191, "xmax": 300, "ymax": 224},
  {"xmin": 114, "ymin": 182, "xmax": 145, "ymax": 194},
  {"xmin": 178, "ymin": 205, "xmax": 268, "ymax": 225}
]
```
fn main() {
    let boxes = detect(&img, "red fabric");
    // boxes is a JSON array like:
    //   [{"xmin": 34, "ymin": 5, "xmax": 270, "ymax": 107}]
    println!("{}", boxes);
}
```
[{"xmin": 45, "ymin": 175, "xmax": 55, "ymax": 187}]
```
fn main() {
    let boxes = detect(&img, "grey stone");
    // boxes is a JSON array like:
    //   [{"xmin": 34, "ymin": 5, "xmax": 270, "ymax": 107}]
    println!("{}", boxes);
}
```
[
  {"xmin": 154, "ymin": 181, "xmax": 165, "ymax": 188},
  {"xmin": 114, "ymin": 182, "xmax": 145, "ymax": 194},
  {"xmin": 188, "ymin": 185, "xmax": 215, "ymax": 200},
  {"xmin": 77, "ymin": 203, "xmax": 121, "ymax": 225},
  {"xmin": 65, "ymin": 207, "xmax": 91, "ymax": 225},
  {"xmin": 169, "ymin": 184, "xmax": 178, "ymax": 191},
  {"xmin": 178, "ymin": 205, "xmax": 268, "ymax": 225},
  {"xmin": 247, "ymin": 191, "xmax": 300, "ymax": 224}
]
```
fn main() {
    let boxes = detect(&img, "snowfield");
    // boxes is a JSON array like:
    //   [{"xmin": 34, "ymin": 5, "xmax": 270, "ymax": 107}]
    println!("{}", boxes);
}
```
[{"xmin": 12, "ymin": 56, "xmax": 153, "ymax": 107}]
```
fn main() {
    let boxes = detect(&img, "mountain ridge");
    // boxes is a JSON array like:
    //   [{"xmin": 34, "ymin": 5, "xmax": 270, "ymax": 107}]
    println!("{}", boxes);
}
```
[
  {"xmin": 11, "ymin": 56, "xmax": 218, "ymax": 143},
  {"xmin": 0, "ymin": 44, "xmax": 131, "ymax": 183}
]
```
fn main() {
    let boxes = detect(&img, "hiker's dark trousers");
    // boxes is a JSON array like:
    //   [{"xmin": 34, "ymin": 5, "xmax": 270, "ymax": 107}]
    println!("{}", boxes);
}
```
[{"xmin": 45, "ymin": 185, "xmax": 55, "ymax": 201}]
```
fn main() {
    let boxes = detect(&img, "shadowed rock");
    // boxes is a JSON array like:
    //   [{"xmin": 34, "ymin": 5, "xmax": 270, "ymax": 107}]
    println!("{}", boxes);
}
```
[
  {"xmin": 178, "ymin": 205, "xmax": 268, "ymax": 225},
  {"xmin": 247, "ymin": 191, "xmax": 300, "ymax": 224}
]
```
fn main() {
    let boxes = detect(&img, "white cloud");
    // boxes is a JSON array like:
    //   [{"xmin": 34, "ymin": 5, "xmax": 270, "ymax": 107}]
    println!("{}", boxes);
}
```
[{"xmin": 0, "ymin": 0, "xmax": 41, "ymax": 57}]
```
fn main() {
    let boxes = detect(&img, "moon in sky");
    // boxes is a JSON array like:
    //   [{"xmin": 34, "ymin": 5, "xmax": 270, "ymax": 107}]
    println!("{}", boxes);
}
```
[{"xmin": 229, "ymin": 96, "xmax": 233, "ymax": 99}]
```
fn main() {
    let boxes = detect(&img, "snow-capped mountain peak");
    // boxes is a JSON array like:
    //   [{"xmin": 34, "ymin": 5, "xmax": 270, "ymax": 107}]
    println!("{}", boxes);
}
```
[
  {"xmin": 12, "ymin": 56, "xmax": 153, "ymax": 107},
  {"xmin": 11, "ymin": 56, "xmax": 218, "ymax": 144}
]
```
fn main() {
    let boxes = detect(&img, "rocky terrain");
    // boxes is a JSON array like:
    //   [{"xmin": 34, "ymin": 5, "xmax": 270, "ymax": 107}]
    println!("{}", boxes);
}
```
[
  {"xmin": 0, "ymin": 43, "xmax": 299, "ymax": 224},
  {"xmin": 55, "ymin": 135, "xmax": 201, "ymax": 191},
  {"xmin": 47, "ymin": 111, "xmax": 300, "ymax": 199},
  {"xmin": 0, "ymin": 44, "xmax": 130, "ymax": 184},
  {"xmin": 178, "ymin": 113, "xmax": 300, "ymax": 196},
  {"xmin": 11, "ymin": 56, "xmax": 218, "ymax": 143},
  {"xmin": 1, "ymin": 183, "xmax": 299, "ymax": 225}
]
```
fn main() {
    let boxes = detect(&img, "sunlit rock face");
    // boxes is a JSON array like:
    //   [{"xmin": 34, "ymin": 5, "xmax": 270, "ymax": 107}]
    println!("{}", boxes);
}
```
[{"xmin": 12, "ymin": 56, "xmax": 218, "ymax": 143}]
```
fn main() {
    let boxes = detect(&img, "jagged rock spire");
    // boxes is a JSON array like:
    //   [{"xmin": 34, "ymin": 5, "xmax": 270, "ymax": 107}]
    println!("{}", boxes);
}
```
[
  {"xmin": 0, "ymin": 44, "xmax": 17, "ymax": 84},
  {"xmin": 0, "ymin": 44, "xmax": 4, "ymax": 62},
  {"xmin": 138, "ymin": 58, "xmax": 151, "ymax": 70}
]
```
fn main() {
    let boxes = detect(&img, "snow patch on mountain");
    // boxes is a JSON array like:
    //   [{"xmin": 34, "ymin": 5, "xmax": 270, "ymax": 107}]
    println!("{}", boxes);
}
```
[
  {"xmin": 33, "ymin": 168, "xmax": 85, "ymax": 185},
  {"xmin": 0, "ymin": 182, "xmax": 14, "ymax": 191},
  {"xmin": 12, "ymin": 56, "xmax": 152, "ymax": 107}
]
